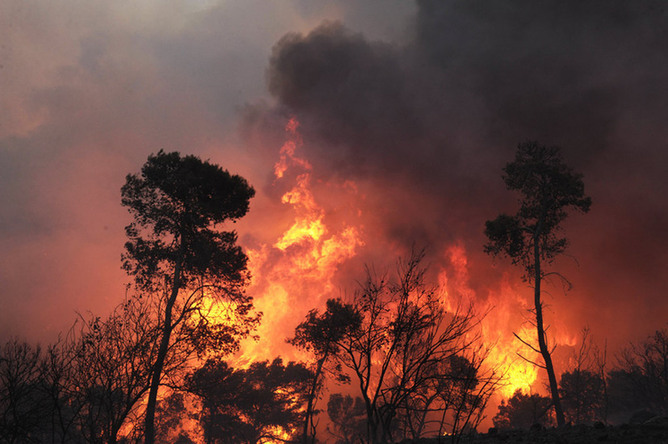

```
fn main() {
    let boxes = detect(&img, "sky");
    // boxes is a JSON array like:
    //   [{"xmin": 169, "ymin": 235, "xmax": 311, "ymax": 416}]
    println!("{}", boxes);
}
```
[{"xmin": 2, "ymin": 0, "xmax": 667, "ymax": 386}]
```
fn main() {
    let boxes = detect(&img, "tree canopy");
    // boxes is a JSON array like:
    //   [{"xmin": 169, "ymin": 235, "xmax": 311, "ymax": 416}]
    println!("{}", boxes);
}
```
[
  {"xmin": 121, "ymin": 150, "xmax": 255, "ymax": 292},
  {"xmin": 121, "ymin": 150, "xmax": 257, "ymax": 443},
  {"xmin": 187, "ymin": 358, "xmax": 312, "ymax": 444},
  {"xmin": 484, "ymin": 141, "xmax": 591, "ymax": 279}
]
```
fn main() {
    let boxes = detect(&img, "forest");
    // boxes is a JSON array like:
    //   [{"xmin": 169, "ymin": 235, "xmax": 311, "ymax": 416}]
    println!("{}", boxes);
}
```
[{"xmin": 1, "ymin": 145, "xmax": 666, "ymax": 444}]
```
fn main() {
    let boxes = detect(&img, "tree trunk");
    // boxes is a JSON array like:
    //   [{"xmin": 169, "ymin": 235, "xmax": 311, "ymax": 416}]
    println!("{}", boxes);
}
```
[
  {"xmin": 533, "ymin": 234, "xmax": 565, "ymax": 426},
  {"xmin": 302, "ymin": 352, "xmax": 326, "ymax": 444},
  {"xmin": 144, "ymin": 257, "xmax": 183, "ymax": 444}
]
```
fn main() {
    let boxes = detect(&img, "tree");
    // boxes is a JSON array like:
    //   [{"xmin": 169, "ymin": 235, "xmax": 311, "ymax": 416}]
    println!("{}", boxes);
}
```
[
  {"xmin": 186, "ymin": 358, "xmax": 313, "ymax": 443},
  {"xmin": 559, "ymin": 369, "xmax": 605, "ymax": 424},
  {"xmin": 289, "ymin": 298, "xmax": 362, "ymax": 443},
  {"xmin": 484, "ymin": 141, "xmax": 591, "ymax": 426},
  {"xmin": 121, "ymin": 150, "xmax": 258, "ymax": 443},
  {"xmin": 0, "ymin": 339, "xmax": 45, "ymax": 443},
  {"xmin": 558, "ymin": 328, "xmax": 606, "ymax": 424},
  {"xmin": 435, "ymin": 352, "xmax": 499, "ymax": 443},
  {"xmin": 333, "ymin": 250, "xmax": 480, "ymax": 443},
  {"xmin": 39, "ymin": 336, "xmax": 83, "ymax": 443},
  {"xmin": 155, "ymin": 392, "xmax": 200, "ymax": 443},
  {"xmin": 326, "ymin": 394, "xmax": 366, "ymax": 444},
  {"xmin": 492, "ymin": 390, "xmax": 554, "ymax": 430},
  {"xmin": 608, "ymin": 328, "xmax": 668, "ymax": 421},
  {"xmin": 393, "ymin": 350, "xmax": 499, "ymax": 443},
  {"xmin": 68, "ymin": 297, "xmax": 166, "ymax": 443}
]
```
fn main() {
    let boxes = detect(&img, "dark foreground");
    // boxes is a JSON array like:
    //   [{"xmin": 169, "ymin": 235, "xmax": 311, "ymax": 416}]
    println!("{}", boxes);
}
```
[{"xmin": 400, "ymin": 418, "xmax": 668, "ymax": 444}]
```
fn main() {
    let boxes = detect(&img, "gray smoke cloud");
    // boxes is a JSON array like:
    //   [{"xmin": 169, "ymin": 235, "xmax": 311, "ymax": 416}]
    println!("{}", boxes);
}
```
[
  {"xmin": 250, "ymin": 0, "xmax": 668, "ymax": 346},
  {"xmin": 1, "ymin": 0, "xmax": 666, "ymax": 355}
]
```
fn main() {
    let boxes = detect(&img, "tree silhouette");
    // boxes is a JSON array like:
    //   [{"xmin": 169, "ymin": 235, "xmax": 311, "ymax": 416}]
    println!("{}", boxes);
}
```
[
  {"xmin": 484, "ymin": 141, "xmax": 591, "ymax": 426},
  {"xmin": 559, "ymin": 369, "xmax": 605, "ymax": 424},
  {"xmin": 0, "ymin": 339, "xmax": 45, "ymax": 442},
  {"xmin": 492, "ymin": 390, "xmax": 554, "ymax": 430},
  {"xmin": 289, "ymin": 298, "xmax": 362, "ymax": 443},
  {"xmin": 39, "ymin": 336, "xmax": 82, "ymax": 443},
  {"xmin": 154, "ymin": 392, "xmax": 199, "ymax": 443},
  {"xmin": 329, "ymin": 250, "xmax": 480, "ymax": 443},
  {"xmin": 186, "ymin": 358, "xmax": 312, "ymax": 444},
  {"xmin": 68, "ymin": 297, "xmax": 165, "ymax": 443},
  {"xmin": 121, "ymin": 150, "xmax": 258, "ymax": 443},
  {"xmin": 558, "ymin": 328, "xmax": 606, "ymax": 424},
  {"xmin": 395, "ymin": 350, "xmax": 499, "ymax": 443},
  {"xmin": 326, "ymin": 394, "xmax": 366, "ymax": 444},
  {"xmin": 608, "ymin": 328, "xmax": 668, "ymax": 421}
]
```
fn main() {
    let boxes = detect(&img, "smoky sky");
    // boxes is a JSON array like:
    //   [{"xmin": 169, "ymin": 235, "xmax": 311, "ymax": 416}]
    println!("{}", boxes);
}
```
[
  {"xmin": 255, "ymin": 0, "xmax": 668, "ymax": 345},
  {"xmin": 0, "ymin": 0, "xmax": 415, "ymax": 342},
  {"xmin": 1, "ymin": 0, "xmax": 666, "ymax": 354}
]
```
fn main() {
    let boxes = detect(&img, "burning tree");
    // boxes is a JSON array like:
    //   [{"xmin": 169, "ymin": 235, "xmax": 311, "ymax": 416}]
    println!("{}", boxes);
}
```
[
  {"xmin": 484, "ymin": 141, "xmax": 592, "ymax": 426},
  {"xmin": 300, "ymin": 250, "xmax": 491, "ymax": 443},
  {"xmin": 121, "ymin": 150, "xmax": 259, "ymax": 443}
]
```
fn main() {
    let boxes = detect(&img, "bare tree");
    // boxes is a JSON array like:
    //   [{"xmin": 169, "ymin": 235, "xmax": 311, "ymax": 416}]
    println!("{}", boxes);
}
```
[
  {"xmin": 39, "ymin": 333, "xmax": 86, "ymax": 443},
  {"xmin": 0, "ymin": 339, "xmax": 44, "ymax": 443},
  {"xmin": 332, "ymin": 250, "xmax": 480, "ymax": 443},
  {"xmin": 68, "ymin": 296, "xmax": 167, "ymax": 443}
]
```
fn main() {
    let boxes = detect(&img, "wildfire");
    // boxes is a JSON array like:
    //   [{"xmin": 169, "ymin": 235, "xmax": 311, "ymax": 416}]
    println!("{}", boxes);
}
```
[
  {"xmin": 236, "ymin": 117, "xmax": 364, "ymax": 365},
  {"xmin": 262, "ymin": 426, "xmax": 294, "ymax": 443},
  {"xmin": 227, "ymin": 116, "xmax": 577, "ymax": 410},
  {"xmin": 188, "ymin": 115, "xmax": 588, "ymax": 442},
  {"xmin": 438, "ymin": 245, "xmax": 540, "ymax": 398}
]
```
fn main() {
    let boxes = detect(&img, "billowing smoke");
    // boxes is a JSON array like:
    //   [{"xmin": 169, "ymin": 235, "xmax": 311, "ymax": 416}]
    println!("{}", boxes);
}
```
[
  {"xmin": 1, "ymin": 0, "xmax": 666, "ymax": 397},
  {"xmin": 246, "ymin": 0, "xmax": 668, "ymax": 352}
]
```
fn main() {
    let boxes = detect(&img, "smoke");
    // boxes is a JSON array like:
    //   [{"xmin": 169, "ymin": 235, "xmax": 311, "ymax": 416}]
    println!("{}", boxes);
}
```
[
  {"xmin": 2, "ymin": 0, "xmax": 666, "ymax": 377},
  {"xmin": 249, "ymin": 0, "xmax": 668, "ymax": 350}
]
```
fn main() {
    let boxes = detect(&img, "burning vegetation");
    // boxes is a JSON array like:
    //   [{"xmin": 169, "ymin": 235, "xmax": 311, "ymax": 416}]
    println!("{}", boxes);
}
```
[{"xmin": 1, "ymin": 117, "xmax": 666, "ymax": 444}]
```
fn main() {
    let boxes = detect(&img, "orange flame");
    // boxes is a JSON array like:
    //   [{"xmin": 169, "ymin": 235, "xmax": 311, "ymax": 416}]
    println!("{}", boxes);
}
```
[
  {"xmin": 438, "ymin": 243, "xmax": 581, "ymax": 399},
  {"xmin": 237, "ymin": 117, "xmax": 364, "ymax": 365},
  {"xmin": 438, "ymin": 244, "xmax": 539, "ymax": 397},
  {"xmin": 232, "ymin": 116, "xmax": 578, "ymax": 411}
]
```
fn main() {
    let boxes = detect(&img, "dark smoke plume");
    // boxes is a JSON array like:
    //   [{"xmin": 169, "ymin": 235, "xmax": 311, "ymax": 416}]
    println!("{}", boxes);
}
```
[{"xmin": 249, "ymin": 0, "xmax": 668, "ymax": 347}]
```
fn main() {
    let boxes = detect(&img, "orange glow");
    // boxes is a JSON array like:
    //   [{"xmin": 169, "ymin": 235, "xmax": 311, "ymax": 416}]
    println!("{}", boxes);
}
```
[
  {"xmin": 236, "ymin": 117, "xmax": 364, "ymax": 365},
  {"xmin": 436, "ymin": 244, "xmax": 574, "ymax": 398},
  {"xmin": 262, "ymin": 426, "xmax": 295, "ymax": 443},
  {"xmin": 237, "ymin": 118, "xmax": 578, "ymax": 409}
]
